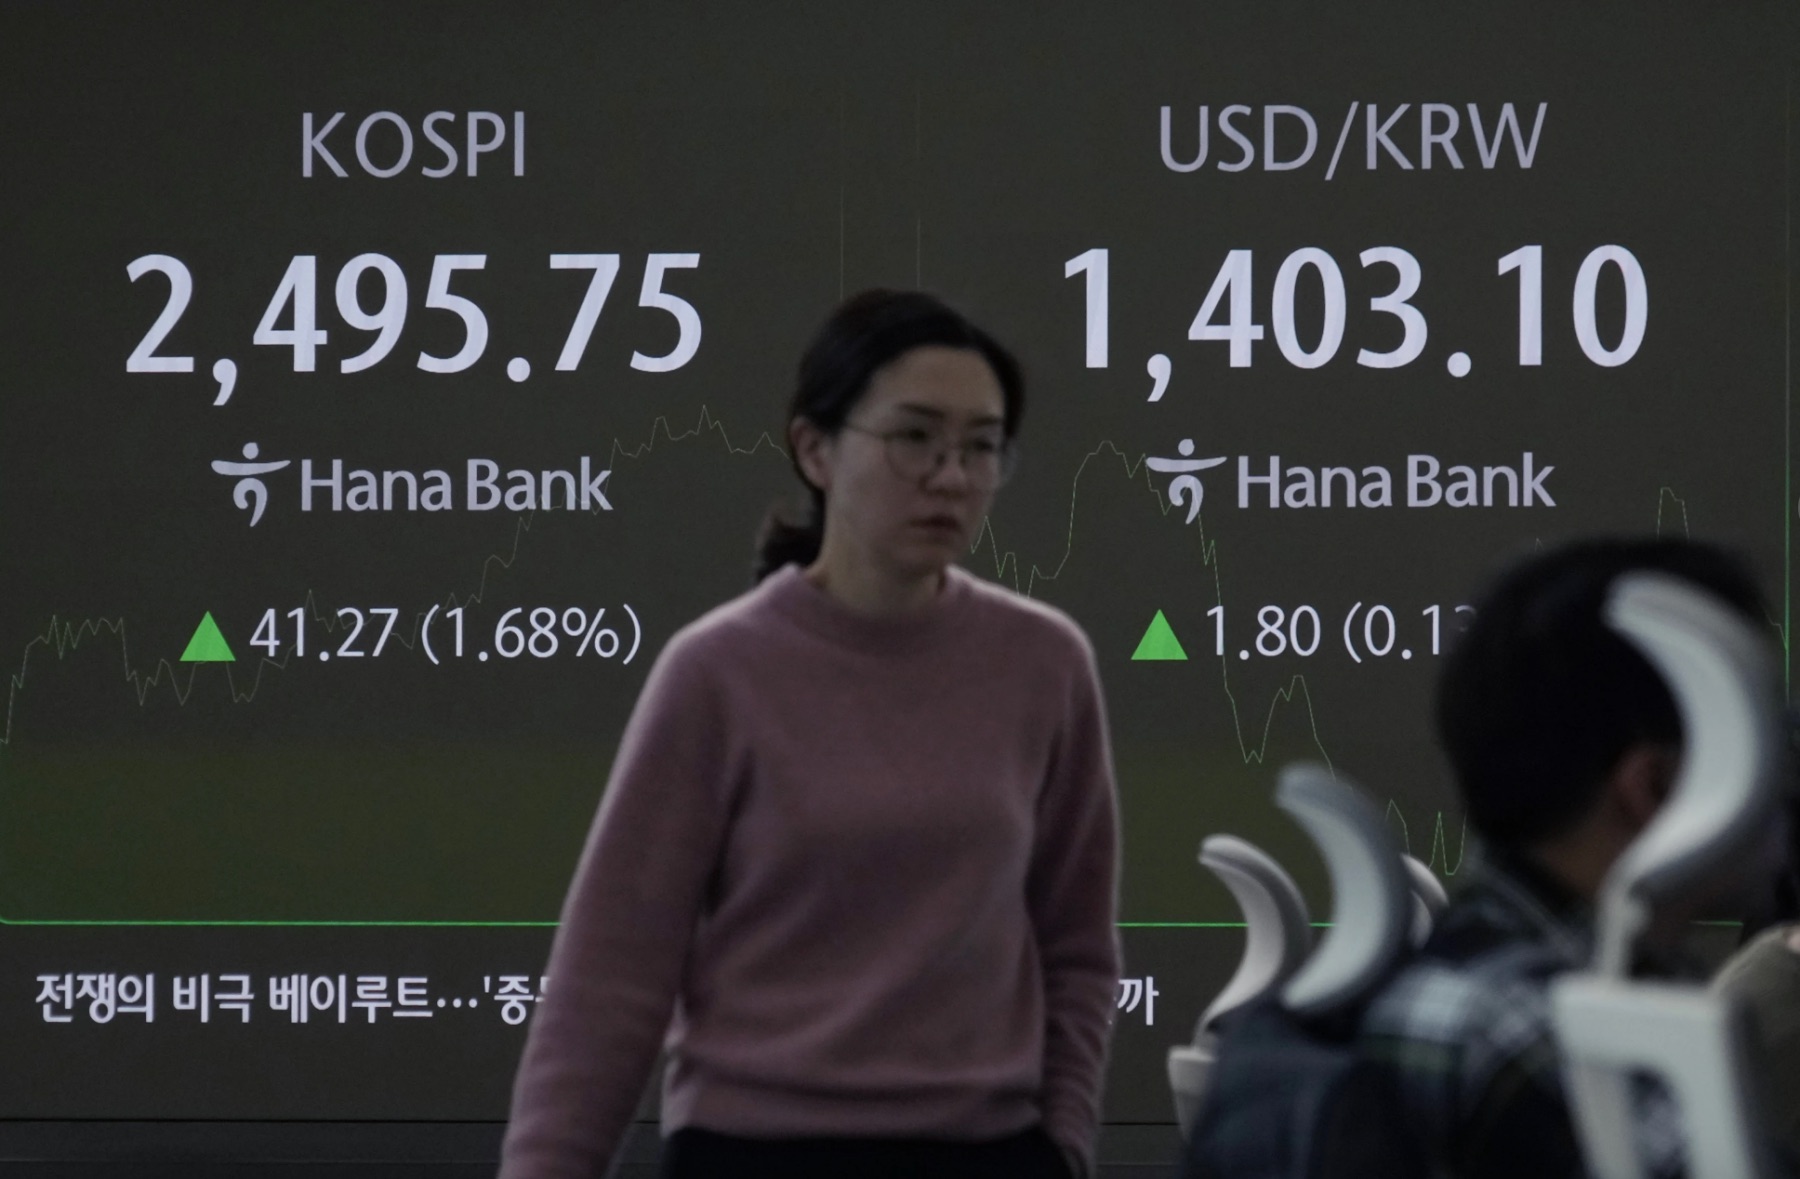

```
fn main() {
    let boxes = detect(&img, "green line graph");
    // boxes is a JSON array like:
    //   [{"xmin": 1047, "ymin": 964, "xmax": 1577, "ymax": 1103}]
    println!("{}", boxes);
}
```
[
  {"xmin": 0, "ymin": 406, "xmax": 1776, "ymax": 927},
  {"xmin": 969, "ymin": 441, "xmax": 1336, "ymax": 774}
]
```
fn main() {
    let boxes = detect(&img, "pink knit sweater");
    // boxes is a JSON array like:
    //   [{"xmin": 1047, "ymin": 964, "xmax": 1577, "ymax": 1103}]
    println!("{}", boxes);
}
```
[{"xmin": 498, "ymin": 565, "xmax": 1121, "ymax": 1177}]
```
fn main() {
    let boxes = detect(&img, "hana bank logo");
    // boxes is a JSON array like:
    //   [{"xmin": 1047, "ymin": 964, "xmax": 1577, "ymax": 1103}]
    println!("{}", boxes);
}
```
[
  {"xmin": 1145, "ymin": 441, "xmax": 1556, "ymax": 515},
  {"xmin": 210, "ymin": 443, "xmax": 614, "ymax": 526},
  {"xmin": 211, "ymin": 443, "xmax": 291, "ymax": 527},
  {"xmin": 1147, "ymin": 440, "xmax": 1228, "ymax": 524}
]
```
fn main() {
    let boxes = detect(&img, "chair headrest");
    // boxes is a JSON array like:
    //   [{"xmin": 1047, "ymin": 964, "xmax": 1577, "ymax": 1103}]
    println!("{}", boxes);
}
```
[
  {"xmin": 1403, "ymin": 854, "xmax": 1449, "ymax": 947},
  {"xmin": 1277, "ymin": 763, "xmax": 1413, "ymax": 1018},
  {"xmin": 1596, "ymin": 571, "xmax": 1782, "ymax": 975},
  {"xmin": 1196, "ymin": 834, "xmax": 1314, "ymax": 1031}
]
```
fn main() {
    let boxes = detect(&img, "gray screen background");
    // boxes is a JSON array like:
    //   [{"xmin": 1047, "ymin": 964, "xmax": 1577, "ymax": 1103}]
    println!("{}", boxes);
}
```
[{"xmin": 0, "ymin": 0, "xmax": 1792, "ymax": 1124}]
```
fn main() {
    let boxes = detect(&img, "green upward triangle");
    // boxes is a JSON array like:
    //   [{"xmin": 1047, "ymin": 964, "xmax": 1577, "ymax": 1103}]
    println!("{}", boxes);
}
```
[
  {"xmin": 180, "ymin": 612, "xmax": 236, "ymax": 663},
  {"xmin": 1130, "ymin": 610, "xmax": 1187, "ymax": 661}
]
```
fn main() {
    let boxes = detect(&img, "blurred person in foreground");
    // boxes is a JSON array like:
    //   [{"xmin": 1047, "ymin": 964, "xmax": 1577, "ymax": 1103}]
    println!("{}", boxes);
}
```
[{"xmin": 1359, "ymin": 537, "xmax": 1786, "ymax": 1179}]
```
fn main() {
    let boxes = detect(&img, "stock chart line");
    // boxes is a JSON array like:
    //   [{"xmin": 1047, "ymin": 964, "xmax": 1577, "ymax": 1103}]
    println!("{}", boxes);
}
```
[
  {"xmin": 1657, "ymin": 486, "xmax": 1691, "ymax": 539},
  {"xmin": 968, "ymin": 440, "xmax": 1470, "ymax": 874},
  {"xmin": 970, "ymin": 440, "xmax": 1336, "ymax": 773},
  {"xmin": 1, "ymin": 616, "xmax": 199, "ymax": 752},
  {"xmin": 1655, "ymin": 484, "xmax": 1793, "ymax": 650},
  {"xmin": 0, "ymin": 408, "xmax": 791, "ymax": 926},
  {"xmin": 8, "ymin": 413, "xmax": 1722, "ymax": 921},
  {"xmin": 0, "ymin": 406, "xmax": 788, "ymax": 732},
  {"xmin": 1386, "ymin": 801, "xmax": 1470, "ymax": 876},
  {"xmin": 5, "ymin": 417, "xmax": 1333, "ymax": 773}
]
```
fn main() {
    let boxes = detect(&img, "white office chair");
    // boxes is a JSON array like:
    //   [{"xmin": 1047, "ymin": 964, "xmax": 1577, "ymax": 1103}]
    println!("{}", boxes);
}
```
[
  {"xmin": 1551, "ymin": 572, "xmax": 1784, "ymax": 1179},
  {"xmin": 1168, "ymin": 764, "xmax": 1436, "ymax": 1132},
  {"xmin": 1167, "ymin": 834, "xmax": 1312, "ymax": 1132},
  {"xmin": 1275, "ymin": 764, "xmax": 1414, "ymax": 1019},
  {"xmin": 1403, "ymin": 854, "xmax": 1449, "ymax": 947}
]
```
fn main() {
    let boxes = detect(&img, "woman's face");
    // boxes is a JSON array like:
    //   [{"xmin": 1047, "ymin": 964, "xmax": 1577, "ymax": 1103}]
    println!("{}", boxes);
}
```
[{"xmin": 795, "ymin": 345, "xmax": 1008, "ymax": 582}]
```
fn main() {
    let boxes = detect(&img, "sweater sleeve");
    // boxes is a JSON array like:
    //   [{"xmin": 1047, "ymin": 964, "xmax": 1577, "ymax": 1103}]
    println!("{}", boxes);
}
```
[
  {"xmin": 498, "ymin": 632, "xmax": 731, "ymax": 1179},
  {"xmin": 1027, "ymin": 635, "xmax": 1122, "ymax": 1172}
]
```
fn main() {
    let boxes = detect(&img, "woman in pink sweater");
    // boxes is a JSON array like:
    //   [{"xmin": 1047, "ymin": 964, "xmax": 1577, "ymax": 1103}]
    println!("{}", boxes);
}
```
[{"xmin": 499, "ymin": 290, "xmax": 1121, "ymax": 1179}]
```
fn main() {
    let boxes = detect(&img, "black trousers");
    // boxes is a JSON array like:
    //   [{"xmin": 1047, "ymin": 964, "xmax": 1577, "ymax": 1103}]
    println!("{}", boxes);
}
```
[{"xmin": 659, "ymin": 1125, "xmax": 1073, "ymax": 1179}]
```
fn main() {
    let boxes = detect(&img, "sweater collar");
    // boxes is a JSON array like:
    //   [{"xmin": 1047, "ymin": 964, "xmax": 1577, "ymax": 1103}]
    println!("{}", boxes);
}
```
[{"xmin": 762, "ymin": 563, "xmax": 975, "ymax": 655}]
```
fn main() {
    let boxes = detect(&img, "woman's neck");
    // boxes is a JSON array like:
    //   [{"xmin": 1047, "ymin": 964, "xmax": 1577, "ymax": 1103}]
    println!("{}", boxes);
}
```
[{"xmin": 804, "ymin": 544, "xmax": 944, "ymax": 617}]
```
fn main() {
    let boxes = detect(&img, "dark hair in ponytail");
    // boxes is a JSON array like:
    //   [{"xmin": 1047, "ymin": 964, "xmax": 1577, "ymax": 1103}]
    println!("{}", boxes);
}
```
[{"xmin": 753, "ymin": 289, "xmax": 1025, "ymax": 582}]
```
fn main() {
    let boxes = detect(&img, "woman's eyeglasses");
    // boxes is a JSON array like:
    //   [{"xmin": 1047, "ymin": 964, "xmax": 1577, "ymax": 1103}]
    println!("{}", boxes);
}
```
[{"xmin": 841, "ymin": 424, "xmax": 1017, "ymax": 489}]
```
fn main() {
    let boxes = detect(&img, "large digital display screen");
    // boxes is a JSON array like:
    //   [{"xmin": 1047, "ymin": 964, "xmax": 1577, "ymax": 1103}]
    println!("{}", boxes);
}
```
[{"xmin": 2, "ymin": 1, "xmax": 1792, "ymax": 1125}]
